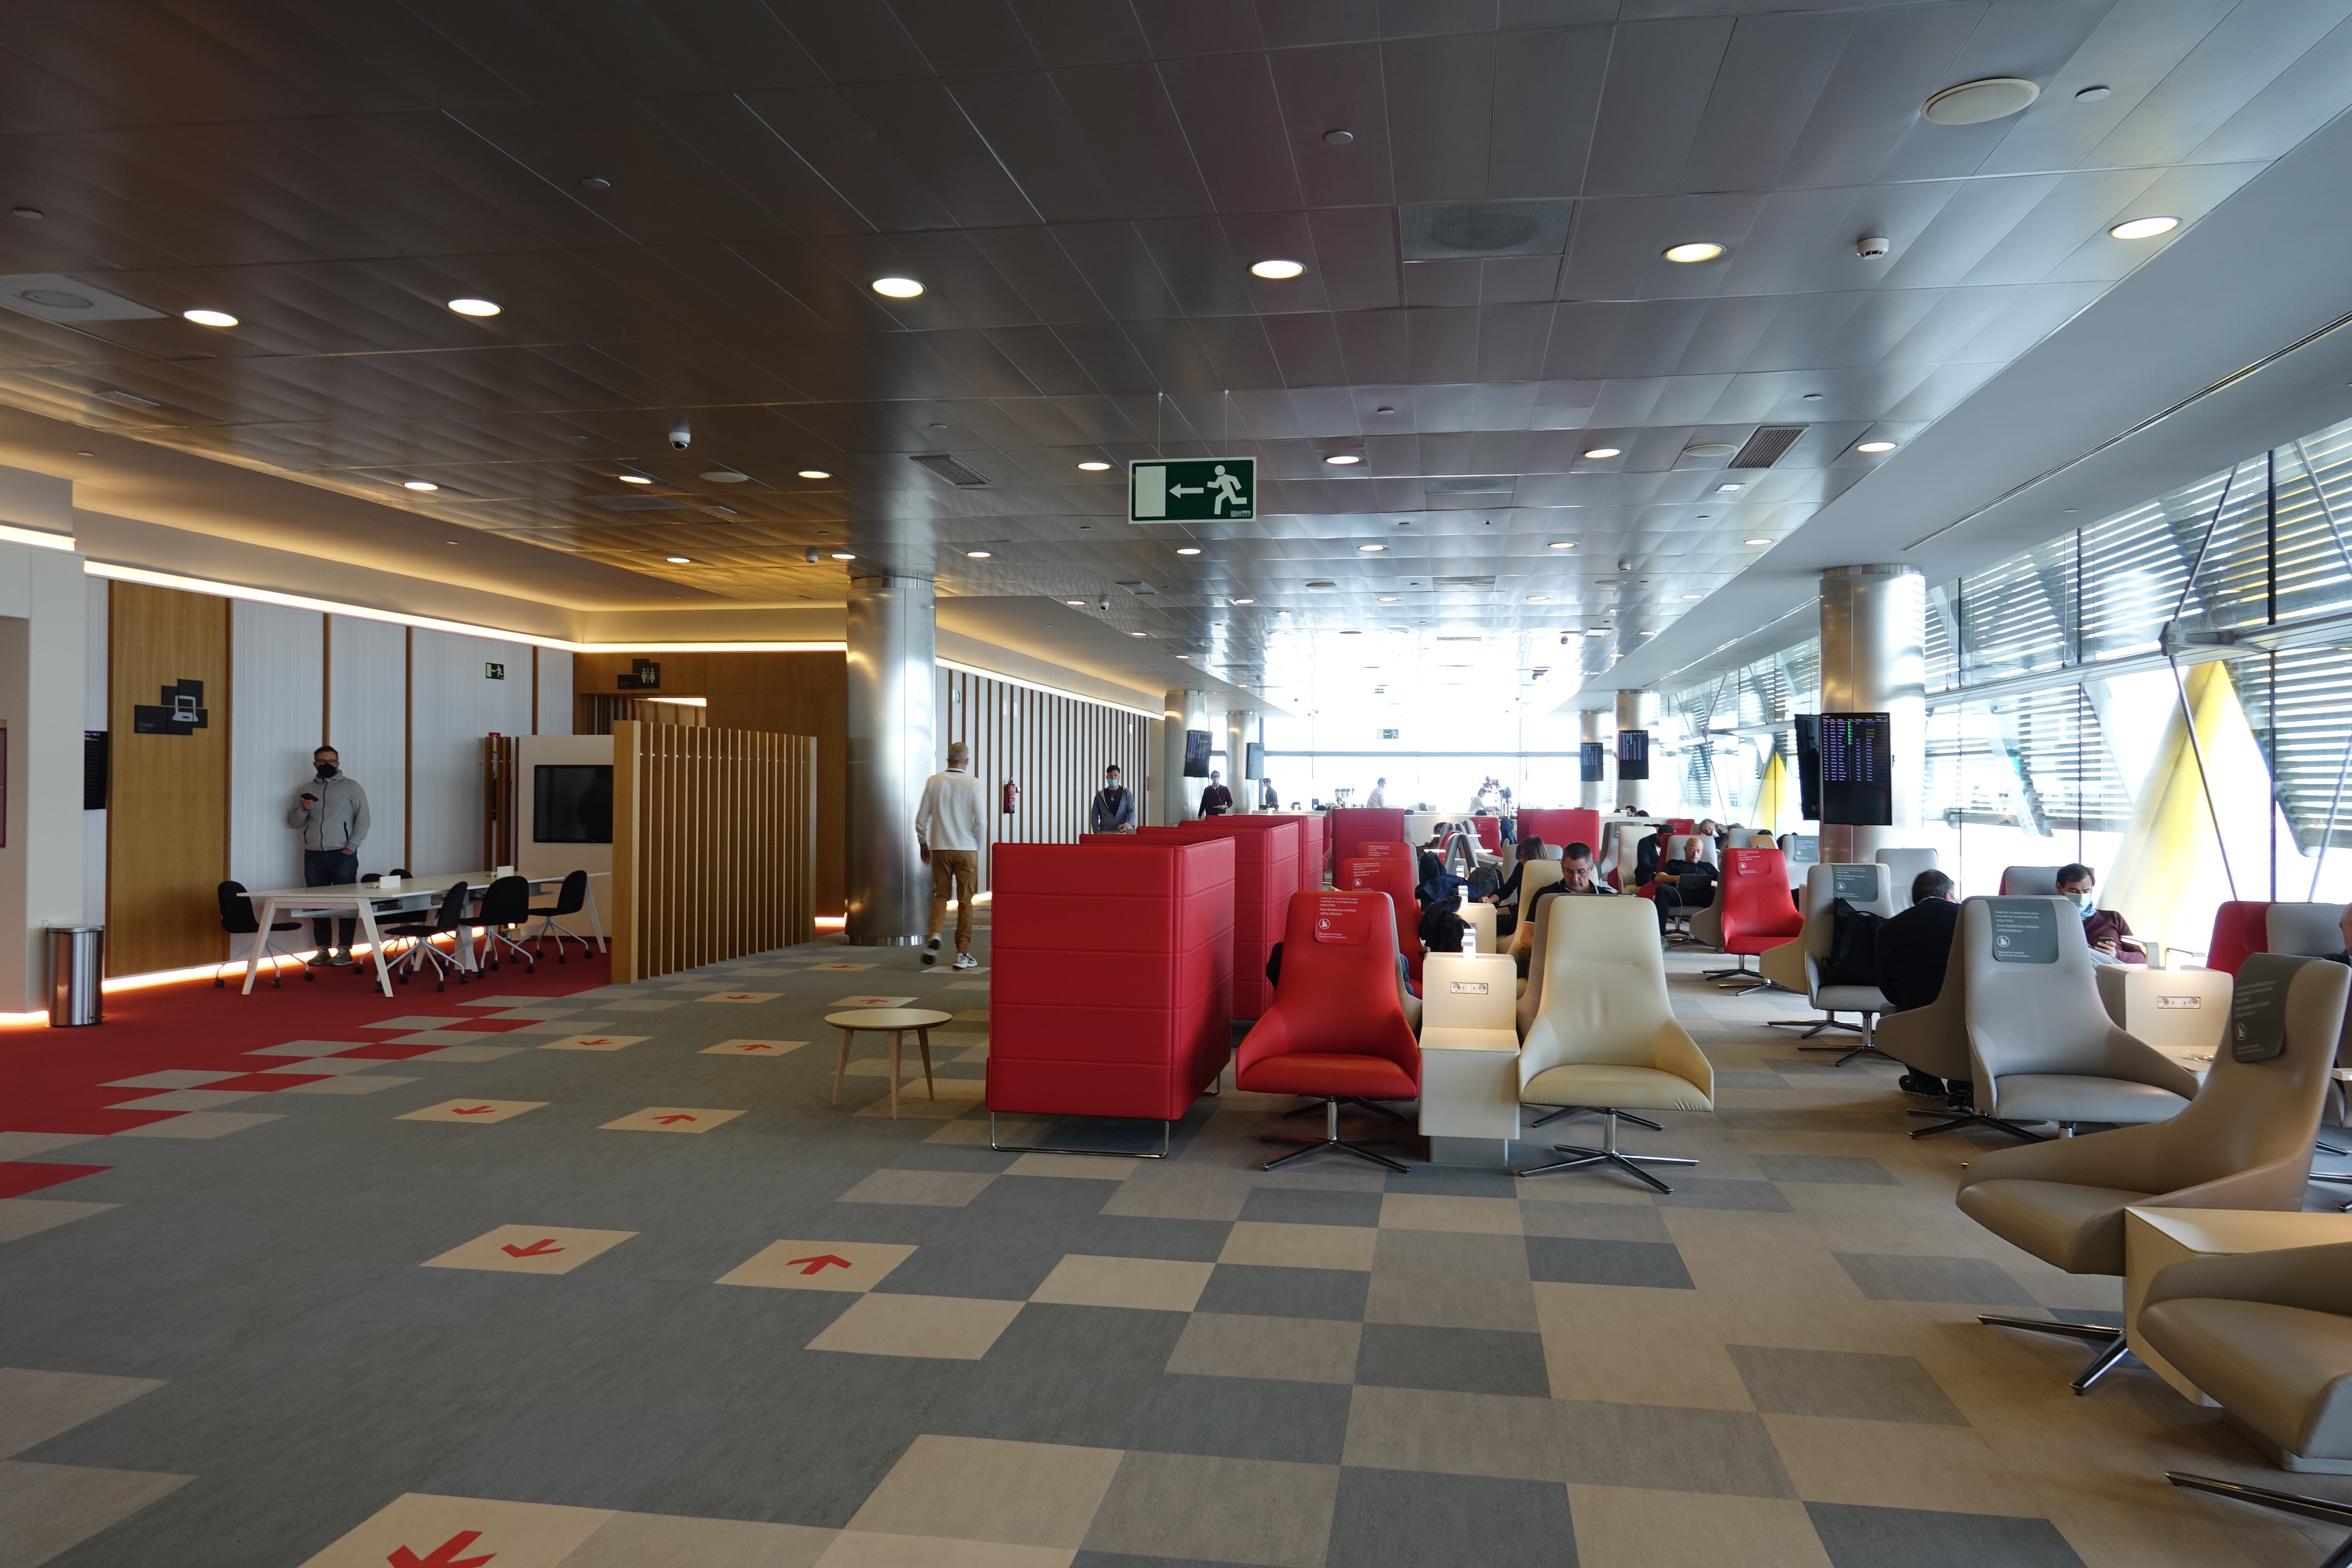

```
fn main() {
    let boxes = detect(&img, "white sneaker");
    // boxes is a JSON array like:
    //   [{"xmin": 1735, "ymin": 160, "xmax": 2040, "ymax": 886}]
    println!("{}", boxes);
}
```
[{"xmin": 952, "ymin": 953, "xmax": 978, "ymax": 970}]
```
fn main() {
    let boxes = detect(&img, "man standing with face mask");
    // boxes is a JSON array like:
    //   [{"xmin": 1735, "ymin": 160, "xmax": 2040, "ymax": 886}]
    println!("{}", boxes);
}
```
[
  {"xmin": 1089, "ymin": 763, "xmax": 1136, "ymax": 834},
  {"xmin": 287, "ymin": 745, "xmax": 370, "ymax": 965}
]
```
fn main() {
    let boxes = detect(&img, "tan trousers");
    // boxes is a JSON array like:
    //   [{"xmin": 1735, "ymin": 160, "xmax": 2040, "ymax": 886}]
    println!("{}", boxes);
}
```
[{"xmin": 928, "ymin": 850, "xmax": 979, "ymax": 954}]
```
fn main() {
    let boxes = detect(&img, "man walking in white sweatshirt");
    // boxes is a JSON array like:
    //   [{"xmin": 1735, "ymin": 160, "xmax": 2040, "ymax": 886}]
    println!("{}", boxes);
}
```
[{"xmin": 914, "ymin": 741, "xmax": 988, "ymax": 968}]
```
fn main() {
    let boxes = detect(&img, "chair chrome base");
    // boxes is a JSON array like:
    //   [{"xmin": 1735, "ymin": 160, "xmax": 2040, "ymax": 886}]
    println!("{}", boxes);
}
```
[
  {"xmin": 1282, "ymin": 1096, "xmax": 1411, "ymax": 1124},
  {"xmin": 1797, "ymin": 1013, "xmax": 1883, "ymax": 1067},
  {"xmin": 1515, "ymin": 1108, "xmax": 1697, "ymax": 1194},
  {"xmin": 2167, "ymin": 1473, "xmax": 2352, "ymax": 1568},
  {"xmin": 1769, "ymin": 1012, "xmax": 1863, "ymax": 1037},
  {"xmin": 1529, "ymin": 1103, "xmax": 1662, "ymax": 1132},
  {"xmin": 989, "ymin": 1112, "xmax": 1174, "ymax": 1159},
  {"xmin": 1908, "ymin": 1106, "xmax": 2045, "ymax": 1142},
  {"xmin": 1978, "ymin": 1316, "xmax": 2132, "ymax": 1393},
  {"xmin": 1260, "ymin": 1099, "xmax": 1407, "ymax": 1173},
  {"xmin": 1703, "ymin": 955, "xmax": 1757, "ymax": 982}
]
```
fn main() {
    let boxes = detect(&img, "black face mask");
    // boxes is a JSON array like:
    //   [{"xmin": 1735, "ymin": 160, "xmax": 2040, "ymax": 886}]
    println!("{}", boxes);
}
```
[{"xmin": 316, "ymin": 763, "xmax": 338, "ymax": 779}]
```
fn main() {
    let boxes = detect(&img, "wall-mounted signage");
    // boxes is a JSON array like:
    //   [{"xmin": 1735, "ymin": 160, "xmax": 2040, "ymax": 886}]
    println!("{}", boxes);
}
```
[{"xmin": 132, "ymin": 679, "xmax": 206, "ymax": 735}]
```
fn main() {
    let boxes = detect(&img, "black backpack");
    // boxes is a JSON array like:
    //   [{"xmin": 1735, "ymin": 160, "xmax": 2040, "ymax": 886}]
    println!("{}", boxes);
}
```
[
  {"xmin": 1826, "ymin": 897, "xmax": 1884, "ymax": 987},
  {"xmin": 1419, "ymin": 897, "xmax": 1467, "ymax": 954}
]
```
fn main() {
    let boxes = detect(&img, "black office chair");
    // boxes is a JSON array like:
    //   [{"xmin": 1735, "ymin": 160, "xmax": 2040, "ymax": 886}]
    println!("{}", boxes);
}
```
[
  {"xmin": 379, "ymin": 881, "xmax": 471, "ymax": 990},
  {"xmin": 474, "ymin": 876, "xmax": 535, "ymax": 973},
  {"xmin": 528, "ymin": 869, "xmax": 592, "ymax": 962},
  {"xmin": 214, "ymin": 880, "xmax": 314, "ymax": 988}
]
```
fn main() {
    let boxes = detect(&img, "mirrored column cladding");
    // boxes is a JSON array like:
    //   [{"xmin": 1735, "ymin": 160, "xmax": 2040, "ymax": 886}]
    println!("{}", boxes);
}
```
[
  {"xmin": 1579, "ymin": 710, "xmax": 1606, "ymax": 811},
  {"xmin": 1614, "ymin": 690, "xmax": 1656, "ymax": 813},
  {"xmin": 1162, "ymin": 689, "xmax": 1205, "ymax": 823},
  {"xmin": 1817, "ymin": 564, "xmax": 1926, "ymax": 864},
  {"xmin": 846, "ymin": 570, "xmax": 937, "ymax": 944},
  {"xmin": 1225, "ymin": 708, "xmax": 1256, "ymax": 812}
]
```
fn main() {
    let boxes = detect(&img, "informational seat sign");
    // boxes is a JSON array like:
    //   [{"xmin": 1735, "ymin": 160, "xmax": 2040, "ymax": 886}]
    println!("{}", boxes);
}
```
[
  {"xmin": 1131, "ymin": 457, "xmax": 1255, "ymax": 521},
  {"xmin": 1987, "ymin": 898, "xmax": 2059, "ymax": 964}
]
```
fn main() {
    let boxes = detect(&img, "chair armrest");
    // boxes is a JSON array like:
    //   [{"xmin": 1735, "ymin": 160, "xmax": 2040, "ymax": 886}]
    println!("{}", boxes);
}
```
[
  {"xmin": 1653, "ymin": 1021, "xmax": 1714, "ymax": 1102},
  {"xmin": 2144, "ymin": 1240, "xmax": 2352, "ymax": 1316}
]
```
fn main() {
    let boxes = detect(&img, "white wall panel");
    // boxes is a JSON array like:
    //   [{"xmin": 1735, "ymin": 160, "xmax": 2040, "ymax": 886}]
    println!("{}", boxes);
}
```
[
  {"xmin": 409, "ymin": 628, "xmax": 532, "ymax": 872},
  {"xmin": 327, "ymin": 615, "xmax": 407, "ymax": 875},
  {"xmin": 83, "ymin": 575, "xmax": 105, "ymax": 923},
  {"xmin": 535, "ymin": 648, "xmax": 572, "ymax": 735},
  {"xmin": 229, "ymin": 601, "xmax": 322, "ymax": 893}
]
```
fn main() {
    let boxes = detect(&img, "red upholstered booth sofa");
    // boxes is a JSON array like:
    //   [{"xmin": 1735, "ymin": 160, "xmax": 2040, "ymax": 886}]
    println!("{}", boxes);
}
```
[
  {"xmin": 1122, "ymin": 818, "xmax": 1300, "ymax": 1020},
  {"xmin": 1517, "ymin": 808, "xmax": 1601, "ymax": 857},
  {"xmin": 988, "ymin": 838, "xmax": 1234, "ymax": 1143},
  {"xmin": 1338, "ymin": 853, "xmax": 1422, "ymax": 984},
  {"xmin": 1330, "ymin": 808, "xmax": 1405, "ymax": 881}
]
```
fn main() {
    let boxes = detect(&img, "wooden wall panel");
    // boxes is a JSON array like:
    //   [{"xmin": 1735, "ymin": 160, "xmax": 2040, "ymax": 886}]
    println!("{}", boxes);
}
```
[
  {"xmin": 106, "ymin": 581, "xmax": 229, "ymax": 975},
  {"xmin": 935, "ymin": 667, "xmax": 1154, "ymax": 890},
  {"xmin": 610, "ymin": 719, "xmax": 816, "ymax": 981}
]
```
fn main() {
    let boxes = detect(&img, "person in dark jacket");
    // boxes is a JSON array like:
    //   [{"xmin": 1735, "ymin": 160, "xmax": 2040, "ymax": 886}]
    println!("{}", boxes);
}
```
[
  {"xmin": 1875, "ymin": 870, "xmax": 1960, "ymax": 1011},
  {"xmin": 1088, "ymin": 764, "xmax": 1135, "ymax": 834},
  {"xmin": 1198, "ymin": 769, "xmax": 1232, "ymax": 817}
]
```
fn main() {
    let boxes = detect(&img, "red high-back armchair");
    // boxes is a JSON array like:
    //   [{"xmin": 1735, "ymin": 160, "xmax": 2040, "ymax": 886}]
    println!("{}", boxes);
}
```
[
  {"xmin": 1702, "ymin": 847, "xmax": 1804, "ymax": 994},
  {"xmin": 1238, "ymin": 890, "xmax": 1421, "ymax": 1171}
]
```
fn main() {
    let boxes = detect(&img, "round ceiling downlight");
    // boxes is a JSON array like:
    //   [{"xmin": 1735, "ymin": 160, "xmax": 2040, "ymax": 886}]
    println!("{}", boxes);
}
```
[
  {"xmin": 183, "ymin": 308, "xmax": 238, "ymax": 327},
  {"xmin": 1324, "ymin": 453, "xmax": 1361, "ymax": 465},
  {"xmin": 797, "ymin": 469, "xmax": 830, "ymax": 480},
  {"xmin": 1077, "ymin": 460, "xmax": 1110, "ymax": 471},
  {"xmin": 1856, "ymin": 440, "xmax": 1896, "ymax": 453},
  {"xmin": 446, "ymin": 297, "xmax": 501, "ymax": 316},
  {"xmin": 1547, "ymin": 541, "xmax": 1575, "ymax": 549},
  {"xmin": 2109, "ymin": 215, "xmax": 2180, "ymax": 240},
  {"xmin": 1250, "ymin": 259, "xmax": 1305, "ymax": 279},
  {"xmin": 619, "ymin": 474, "xmax": 653, "ymax": 484},
  {"xmin": 1662, "ymin": 242, "xmax": 1723, "ymax": 264},
  {"xmin": 831, "ymin": 551, "xmax": 856, "ymax": 560},
  {"xmin": 1356, "ymin": 543, "xmax": 1385, "ymax": 552},
  {"xmin": 1743, "ymin": 537, "xmax": 1771, "ymax": 546},
  {"xmin": 665, "ymin": 555, "xmax": 690, "ymax": 564},
  {"xmin": 966, "ymin": 550, "xmax": 991, "ymax": 559},
  {"xmin": 1582, "ymin": 447, "xmax": 1621, "ymax": 459},
  {"xmin": 1922, "ymin": 77, "xmax": 2040, "ymax": 125},
  {"xmin": 1175, "ymin": 547, "xmax": 1201, "ymax": 555},
  {"xmin": 870, "ymin": 276, "xmax": 924, "ymax": 298},
  {"xmin": 402, "ymin": 480, "xmax": 439, "ymax": 492}
]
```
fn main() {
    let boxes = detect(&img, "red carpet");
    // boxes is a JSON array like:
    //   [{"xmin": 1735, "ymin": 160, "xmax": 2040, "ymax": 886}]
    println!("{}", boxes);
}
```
[{"xmin": 0, "ymin": 946, "xmax": 613, "ymax": 1138}]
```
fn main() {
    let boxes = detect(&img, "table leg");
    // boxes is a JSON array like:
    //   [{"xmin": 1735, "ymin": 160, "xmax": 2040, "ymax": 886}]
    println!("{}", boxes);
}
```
[
  {"xmin": 242, "ymin": 898, "xmax": 278, "ymax": 995},
  {"xmin": 356, "ymin": 901, "xmax": 393, "ymax": 998},
  {"xmin": 585, "ymin": 884, "xmax": 607, "ymax": 954},
  {"xmin": 889, "ymin": 1031, "xmax": 903, "ymax": 1119},
  {"xmin": 832, "ymin": 1029, "xmax": 852, "ymax": 1104},
  {"xmin": 917, "ymin": 1027, "xmax": 935, "ymax": 1100}
]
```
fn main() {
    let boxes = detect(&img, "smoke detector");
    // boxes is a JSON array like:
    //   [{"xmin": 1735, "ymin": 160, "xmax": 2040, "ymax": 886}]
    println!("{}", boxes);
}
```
[{"xmin": 1857, "ymin": 236, "xmax": 1890, "ymax": 259}]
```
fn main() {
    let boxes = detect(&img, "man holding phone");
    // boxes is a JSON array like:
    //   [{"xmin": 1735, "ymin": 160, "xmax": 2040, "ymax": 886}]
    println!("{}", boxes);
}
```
[{"xmin": 287, "ymin": 745, "xmax": 370, "ymax": 965}]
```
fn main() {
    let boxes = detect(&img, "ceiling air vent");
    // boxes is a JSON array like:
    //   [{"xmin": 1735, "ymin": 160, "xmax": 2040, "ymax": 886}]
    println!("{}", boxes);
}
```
[
  {"xmin": 1434, "ymin": 575, "xmax": 1495, "ymax": 589},
  {"xmin": 1116, "ymin": 580, "xmax": 1155, "ymax": 595},
  {"xmin": 1728, "ymin": 427, "xmax": 1805, "ymax": 468},
  {"xmin": 1305, "ymin": 580, "xmax": 1338, "ymax": 592},
  {"xmin": 590, "ymin": 494, "xmax": 687, "ymax": 512},
  {"xmin": 1424, "ymin": 475, "xmax": 1514, "ymax": 494},
  {"xmin": 910, "ymin": 452, "xmax": 990, "ymax": 487},
  {"xmin": 98, "ymin": 388, "xmax": 162, "ymax": 409},
  {"xmin": 1399, "ymin": 200, "xmax": 1575, "ymax": 261}
]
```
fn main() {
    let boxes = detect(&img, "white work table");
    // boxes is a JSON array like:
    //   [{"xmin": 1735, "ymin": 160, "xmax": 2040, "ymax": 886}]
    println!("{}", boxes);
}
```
[{"xmin": 238, "ymin": 870, "xmax": 607, "ymax": 997}]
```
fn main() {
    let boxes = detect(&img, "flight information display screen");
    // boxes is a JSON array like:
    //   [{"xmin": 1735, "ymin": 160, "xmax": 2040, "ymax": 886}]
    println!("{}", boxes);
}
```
[
  {"xmin": 1793, "ymin": 715, "xmax": 1821, "ymax": 822},
  {"xmin": 1615, "ymin": 728, "xmax": 1649, "ymax": 782},
  {"xmin": 1579, "ymin": 742, "xmax": 1606, "ymax": 783},
  {"xmin": 1818, "ymin": 711, "xmax": 1893, "ymax": 826}
]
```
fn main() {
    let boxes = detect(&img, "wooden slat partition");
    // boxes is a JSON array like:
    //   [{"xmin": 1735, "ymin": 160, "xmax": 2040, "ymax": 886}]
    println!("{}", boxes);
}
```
[
  {"xmin": 935, "ymin": 667, "xmax": 1155, "ymax": 893},
  {"xmin": 611, "ymin": 719, "xmax": 817, "ymax": 981}
]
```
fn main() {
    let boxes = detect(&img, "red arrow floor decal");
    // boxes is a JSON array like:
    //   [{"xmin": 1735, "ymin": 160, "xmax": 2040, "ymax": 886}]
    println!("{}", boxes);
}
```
[
  {"xmin": 740, "ymin": 1043, "xmax": 773, "ymax": 1050},
  {"xmin": 786, "ymin": 1253, "xmax": 852, "ymax": 1275},
  {"xmin": 653, "ymin": 1114, "xmax": 697, "ymax": 1125},
  {"xmin": 451, "ymin": 1106, "xmax": 495, "ymax": 1116},
  {"xmin": 500, "ymin": 1239, "xmax": 563, "ymax": 1258},
  {"xmin": 388, "ymin": 1529, "xmax": 495, "ymax": 1567}
]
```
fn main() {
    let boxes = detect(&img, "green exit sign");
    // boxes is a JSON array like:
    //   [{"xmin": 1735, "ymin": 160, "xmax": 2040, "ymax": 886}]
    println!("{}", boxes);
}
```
[
  {"xmin": 1130, "ymin": 457, "xmax": 1255, "ymax": 521},
  {"xmin": 484, "ymin": 662, "xmax": 505, "ymax": 680}
]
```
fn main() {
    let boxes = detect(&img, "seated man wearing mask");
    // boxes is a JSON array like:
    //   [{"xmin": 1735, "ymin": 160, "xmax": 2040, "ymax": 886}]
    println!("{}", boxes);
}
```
[{"xmin": 2054, "ymin": 863, "xmax": 2146, "ymax": 965}]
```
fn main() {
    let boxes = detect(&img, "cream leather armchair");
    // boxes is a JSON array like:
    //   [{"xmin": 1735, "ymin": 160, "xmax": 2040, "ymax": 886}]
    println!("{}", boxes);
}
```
[
  {"xmin": 1874, "ymin": 901, "xmax": 2044, "ymax": 1143},
  {"xmin": 1766, "ymin": 862, "xmax": 1898, "ymax": 1065},
  {"xmin": 1961, "ymin": 952, "xmax": 2348, "ymax": 1393},
  {"xmin": 1961, "ymin": 897, "xmax": 2199, "ymax": 1134},
  {"xmin": 1506, "ymin": 859, "xmax": 1562, "ymax": 964},
  {"xmin": 1514, "ymin": 895, "xmax": 1715, "ymax": 1193}
]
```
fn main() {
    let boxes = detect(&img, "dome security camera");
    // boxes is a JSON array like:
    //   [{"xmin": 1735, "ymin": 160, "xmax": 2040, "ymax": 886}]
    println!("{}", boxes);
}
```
[
  {"xmin": 1857, "ymin": 235, "xmax": 1890, "ymax": 259},
  {"xmin": 1097, "ymin": 596, "xmax": 1111, "ymax": 612},
  {"xmin": 803, "ymin": 546, "xmax": 821, "ymax": 563},
  {"xmin": 668, "ymin": 421, "xmax": 691, "ymax": 450}
]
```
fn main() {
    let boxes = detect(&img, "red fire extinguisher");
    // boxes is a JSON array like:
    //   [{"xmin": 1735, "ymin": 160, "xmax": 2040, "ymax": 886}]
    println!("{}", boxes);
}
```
[{"xmin": 1001, "ymin": 779, "xmax": 1020, "ymax": 815}]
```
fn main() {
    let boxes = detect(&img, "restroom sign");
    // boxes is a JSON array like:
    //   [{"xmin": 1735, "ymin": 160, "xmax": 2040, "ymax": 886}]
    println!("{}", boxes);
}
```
[{"xmin": 1131, "ymin": 457, "xmax": 1255, "ymax": 521}]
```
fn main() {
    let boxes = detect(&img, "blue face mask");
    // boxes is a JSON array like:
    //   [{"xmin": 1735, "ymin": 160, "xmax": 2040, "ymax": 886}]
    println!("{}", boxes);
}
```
[{"xmin": 2067, "ymin": 890, "xmax": 2094, "ymax": 913}]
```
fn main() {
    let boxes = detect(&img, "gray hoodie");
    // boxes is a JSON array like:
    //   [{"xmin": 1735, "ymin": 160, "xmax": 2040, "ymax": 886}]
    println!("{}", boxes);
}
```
[{"xmin": 287, "ymin": 774, "xmax": 371, "ymax": 853}]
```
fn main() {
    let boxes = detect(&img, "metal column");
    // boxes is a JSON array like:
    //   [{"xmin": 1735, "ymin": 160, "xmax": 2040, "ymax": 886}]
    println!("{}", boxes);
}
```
[
  {"xmin": 1614, "ymin": 690, "xmax": 1657, "ymax": 813},
  {"xmin": 1580, "ymin": 710, "xmax": 1606, "ymax": 811},
  {"xmin": 845, "ymin": 570, "xmax": 936, "ymax": 945},
  {"xmin": 1817, "ymin": 564, "xmax": 1926, "ymax": 864},
  {"xmin": 1162, "ymin": 690, "xmax": 1205, "ymax": 823}
]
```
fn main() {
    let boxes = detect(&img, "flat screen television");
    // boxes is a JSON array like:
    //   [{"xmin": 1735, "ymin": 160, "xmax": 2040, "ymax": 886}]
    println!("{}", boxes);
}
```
[
  {"xmin": 1792, "ymin": 715, "xmax": 1822, "ymax": 823},
  {"xmin": 534, "ymin": 763, "xmax": 613, "ymax": 843},
  {"xmin": 1579, "ymin": 741, "xmax": 1606, "ymax": 783},
  {"xmin": 1615, "ymin": 728, "xmax": 1648, "ymax": 782},
  {"xmin": 1244, "ymin": 740, "xmax": 1264, "ymax": 780},
  {"xmin": 1183, "ymin": 729, "xmax": 1212, "ymax": 779},
  {"xmin": 1818, "ymin": 711, "xmax": 1893, "ymax": 827}
]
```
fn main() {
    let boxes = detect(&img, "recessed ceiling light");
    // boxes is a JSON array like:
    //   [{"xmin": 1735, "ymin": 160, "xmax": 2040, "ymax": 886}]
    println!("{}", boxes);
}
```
[
  {"xmin": 1743, "ymin": 537, "xmax": 1771, "ymax": 546},
  {"xmin": 11, "ymin": 207, "xmax": 43, "ymax": 220},
  {"xmin": 871, "ymin": 276, "xmax": 924, "ymax": 298},
  {"xmin": 619, "ymin": 474, "xmax": 653, "ymax": 484},
  {"xmin": 1716, "ymin": 482, "xmax": 1743, "ymax": 492},
  {"xmin": 2109, "ymin": 215, "xmax": 2179, "ymax": 240},
  {"xmin": 1357, "ymin": 543, "xmax": 1385, "ymax": 552},
  {"xmin": 1526, "ymin": 595, "xmax": 1550, "ymax": 603},
  {"xmin": 579, "ymin": 175, "xmax": 612, "ymax": 190},
  {"xmin": 1130, "ymin": 631, "xmax": 1146, "ymax": 637},
  {"xmin": 1802, "ymin": 392, "xmax": 1823, "ymax": 400},
  {"xmin": 1077, "ymin": 460, "xmax": 1111, "ymax": 471},
  {"xmin": 1175, "ymin": 653, "xmax": 1189, "ymax": 659},
  {"xmin": 1547, "ymin": 541, "xmax": 1575, "ymax": 549},
  {"xmin": 965, "ymin": 550, "xmax": 991, "ymax": 558},
  {"xmin": 1325, "ymin": 453, "xmax": 1361, "ymax": 465},
  {"xmin": 2076, "ymin": 85, "xmax": 2112, "ymax": 102},
  {"xmin": 831, "ymin": 550, "xmax": 856, "ymax": 560},
  {"xmin": 1582, "ymin": 447, "xmax": 1621, "ymax": 459},
  {"xmin": 1663, "ymin": 242, "xmax": 1724, "ymax": 264},
  {"xmin": 1065, "ymin": 598, "xmax": 1086, "ymax": 606},
  {"xmin": 666, "ymin": 555, "xmax": 690, "ymax": 564},
  {"xmin": 1232, "ymin": 598, "xmax": 1254, "ymax": 604},
  {"xmin": 797, "ymin": 469, "xmax": 831, "ymax": 480},
  {"xmin": 1856, "ymin": 440, "xmax": 1896, "ymax": 453},
  {"xmin": 1922, "ymin": 77, "xmax": 2040, "ymax": 125},
  {"xmin": 701, "ymin": 469, "xmax": 748, "ymax": 483},
  {"xmin": 182, "ymin": 308, "xmax": 237, "ymax": 327},
  {"xmin": 1377, "ymin": 595, "xmax": 1400, "ymax": 603},
  {"xmin": 1584, "ymin": 629, "xmax": 1609, "ymax": 638},
  {"xmin": 1324, "ymin": 128, "xmax": 1354, "ymax": 145},
  {"xmin": 402, "ymin": 480, "xmax": 439, "ymax": 492},
  {"xmin": 1176, "ymin": 547, "xmax": 1201, "ymax": 555},
  {"xmin": 1250, "ymin": 259, "xmax": 1305, "ymax": 279},
  {"xmin": 446, "ymin": 297, "xmax": 500, "ymax": 316},
  {"xmin": 1681, "ymin": 593, "xmax": 1704, "ymax": 600}
]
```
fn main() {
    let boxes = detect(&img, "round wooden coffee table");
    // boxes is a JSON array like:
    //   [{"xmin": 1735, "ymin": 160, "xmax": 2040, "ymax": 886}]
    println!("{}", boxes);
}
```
[{"xmin": 825, "ymin": 1007, "xmax": 955, "ymax": 1119}]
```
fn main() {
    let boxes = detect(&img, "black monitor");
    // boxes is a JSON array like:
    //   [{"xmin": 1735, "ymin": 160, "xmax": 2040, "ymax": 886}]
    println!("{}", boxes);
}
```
[
  {"xmin": 534, "ymin": 764, "xmax": 613, "ymax": 843},
  {"xmin": 1244, "ymin": 740, "xmax": 1264, "ymax": 780},
  {"xmin": 1615, "ymin": 728, "xmax": 1648, "ymax": 781},
  {"xmin": 1183, "ymin": 729, "xmax": 1212, "ymax": 779},
  {"xmin": 1578, "ymin": 741, "xmax": 1606, "ymax": 783},
  {"xmin": 1792, "ymin": 715, "xmax": 1822, "ymax": 823},
  {"xmin": 1818, "ymin": 712, "xmax": 1893, "ymax": 826}
]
